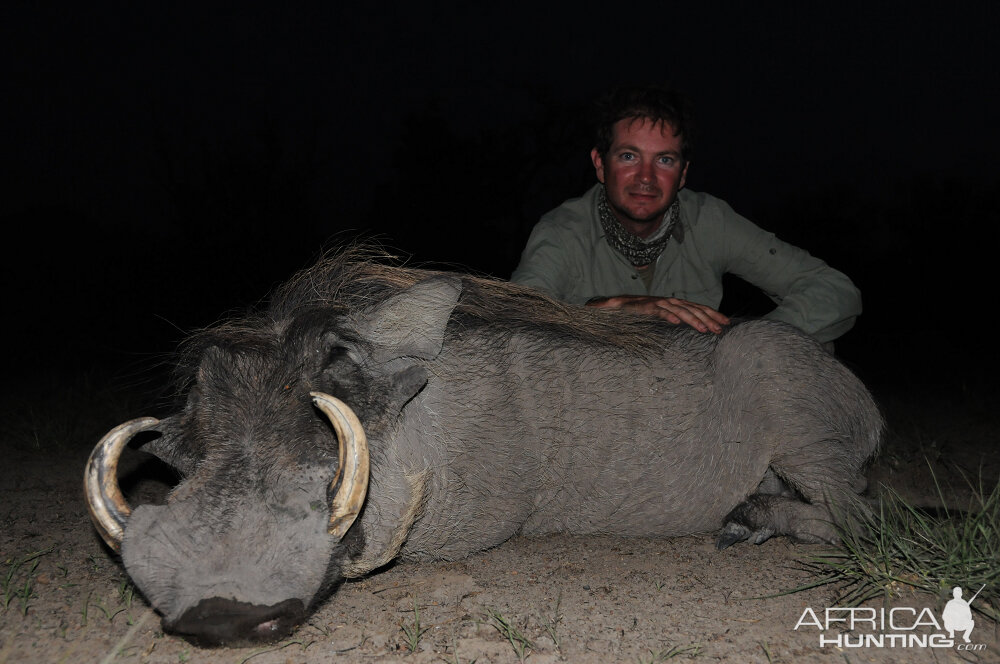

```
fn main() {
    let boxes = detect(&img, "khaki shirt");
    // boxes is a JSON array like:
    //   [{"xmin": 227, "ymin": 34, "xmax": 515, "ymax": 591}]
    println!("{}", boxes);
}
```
[{"xmin": 511, "ymin": 185, "xmax": 861, "ymax": 343}]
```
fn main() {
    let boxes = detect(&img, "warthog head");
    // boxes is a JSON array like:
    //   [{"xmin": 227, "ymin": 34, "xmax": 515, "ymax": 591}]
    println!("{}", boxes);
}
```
[{"xmin": 85, "ymin": 273, "xmax": 461, "ymax": 645}]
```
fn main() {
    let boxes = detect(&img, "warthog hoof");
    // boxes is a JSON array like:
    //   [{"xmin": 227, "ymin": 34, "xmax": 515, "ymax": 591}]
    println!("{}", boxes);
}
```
[{"xmin": 715, "ymin": 521, "xmax": 775, "ymax": 549}]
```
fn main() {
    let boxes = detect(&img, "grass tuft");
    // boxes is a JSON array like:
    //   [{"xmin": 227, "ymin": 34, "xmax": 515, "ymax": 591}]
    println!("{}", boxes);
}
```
[
  {"xmin": 2, "ymin": 547, "xmax": 53, "ymax": 616},
  {"xmin": 486, "ymin": 608, "xmax": 533, "ymax": 662},
  {"xmin": 540, "ymin": 594, "xmax": 562, "ymax": 651},
  {"xmin": 400, "ymin": 596, "xmax": 430, "ymax": 654},
  {"xmin": 794, "ymin": 470, "xmax": 999, "ymax": 622},
  {"xmin": 636, "ymin": 643, "xmax": 702, "ymax": 662}
]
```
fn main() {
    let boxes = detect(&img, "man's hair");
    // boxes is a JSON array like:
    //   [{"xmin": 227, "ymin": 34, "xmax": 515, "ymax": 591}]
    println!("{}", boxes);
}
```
[{"xmin": 593, "ymin": 84, "xmax": 696, "ymax": 160}]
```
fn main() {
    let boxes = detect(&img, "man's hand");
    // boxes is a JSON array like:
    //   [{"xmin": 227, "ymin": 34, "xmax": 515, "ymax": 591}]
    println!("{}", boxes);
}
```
[{"xmin": 586, "ymin": 295, "xmax": 730, "ymax": 333}]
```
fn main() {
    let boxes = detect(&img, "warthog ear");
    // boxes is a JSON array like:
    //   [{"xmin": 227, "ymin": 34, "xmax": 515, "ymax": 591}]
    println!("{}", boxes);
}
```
[
  {"xmin": 387, "ymin": 365, "xmax": 430, "ymax": 411},
  {"xmin": 358, "ymin": 275, "xmax": 462, "ymax": 364}
]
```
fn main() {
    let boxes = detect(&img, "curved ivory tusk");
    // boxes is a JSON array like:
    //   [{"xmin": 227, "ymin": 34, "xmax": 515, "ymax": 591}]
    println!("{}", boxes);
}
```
[
  {"xmin": 311, "ymin": 392, "xmax": 370, "ymax": 539},
  {"xmin": 84, "ymin": 417, "xmax": 159, "ymax": 553}
]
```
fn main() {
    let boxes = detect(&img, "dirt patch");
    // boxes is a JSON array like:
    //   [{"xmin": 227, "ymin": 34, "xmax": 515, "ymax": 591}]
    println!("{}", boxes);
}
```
[{"xmin": 1, "ymin": 380, "xmax": 997, "ymax": 663}]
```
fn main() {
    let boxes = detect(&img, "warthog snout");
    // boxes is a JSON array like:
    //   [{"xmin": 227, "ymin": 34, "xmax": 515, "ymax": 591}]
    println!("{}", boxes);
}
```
[{"xmin": 166, "ymin": 597, "xmax": 306, "ymax": 647}]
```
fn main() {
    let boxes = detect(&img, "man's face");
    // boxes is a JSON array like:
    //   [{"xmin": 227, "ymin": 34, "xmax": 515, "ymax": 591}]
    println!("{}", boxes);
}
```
[{"xmin": 591, "ymin": 117, "xmax": 689, "ymax": 238}]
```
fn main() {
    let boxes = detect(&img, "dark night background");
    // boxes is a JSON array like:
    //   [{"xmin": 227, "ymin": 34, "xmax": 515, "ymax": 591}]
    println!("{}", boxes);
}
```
[{"xmin": 3, "ymin": 3, "xmax": 998, "ymax": 398}]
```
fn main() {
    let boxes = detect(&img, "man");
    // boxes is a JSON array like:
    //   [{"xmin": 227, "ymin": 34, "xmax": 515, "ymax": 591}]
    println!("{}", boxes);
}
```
[{"xmin": 511, "ymin": 85, "xmax": 861, "ymax": 343}]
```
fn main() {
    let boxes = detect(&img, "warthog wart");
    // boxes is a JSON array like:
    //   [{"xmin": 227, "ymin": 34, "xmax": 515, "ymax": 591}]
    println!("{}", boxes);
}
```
[{"xmin": 85, "ymin": 248, "xmax": 882, "ymax": 646}]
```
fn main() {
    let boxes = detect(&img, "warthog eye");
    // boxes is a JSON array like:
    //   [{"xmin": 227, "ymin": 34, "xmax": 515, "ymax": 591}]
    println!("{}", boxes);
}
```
[{"xmin": 326, "ymin": 346, "xmax": 350, "ymax": 363}]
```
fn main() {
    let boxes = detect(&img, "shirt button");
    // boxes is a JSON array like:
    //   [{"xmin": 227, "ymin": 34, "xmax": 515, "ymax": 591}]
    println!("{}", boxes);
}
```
[{"xmin": 631, "ymin": 274, "xmax": 638, "ymax": 280}]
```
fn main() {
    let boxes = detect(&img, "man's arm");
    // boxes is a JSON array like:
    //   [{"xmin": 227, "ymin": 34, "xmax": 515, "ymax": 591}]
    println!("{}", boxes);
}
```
[
  {"xmin": 514, "ymin": 223, "xmax": 730, "ymax": 334},
  {"xmin": 717, "ymin": 209, "xmax": 862, "ymax": 343}
]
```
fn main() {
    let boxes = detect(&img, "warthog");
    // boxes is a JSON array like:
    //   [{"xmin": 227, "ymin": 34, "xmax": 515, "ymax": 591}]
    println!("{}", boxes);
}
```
[{"xmin": 85, "ymin": 249, "xmax": 882, "ymax": 646}]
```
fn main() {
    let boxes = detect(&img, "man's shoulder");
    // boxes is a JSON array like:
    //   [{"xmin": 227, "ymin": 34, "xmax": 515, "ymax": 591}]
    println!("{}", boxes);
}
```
[
  {"xmin": 537, "ymin": 184, "xmax": 602, "ymax": 232},
  {"xmin": 679, "ymin": 189, "xmax": 739, "ymax": 226}
]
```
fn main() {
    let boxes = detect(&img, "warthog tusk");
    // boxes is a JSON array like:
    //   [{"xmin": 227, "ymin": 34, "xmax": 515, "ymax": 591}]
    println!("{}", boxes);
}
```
[
  {"xmin": 84, "ymin": 417, "xmax": 159, "ymax": 552},
  {"xmin": 311, "ymin": 392, "xmax": 370, "ymax": 538}
]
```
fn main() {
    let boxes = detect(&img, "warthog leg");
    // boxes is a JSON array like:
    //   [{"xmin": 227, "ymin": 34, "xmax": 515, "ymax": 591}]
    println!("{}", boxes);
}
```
[
  {"xmin": 716, "ymin": 467, "xmax": 832, "ymax": 548},
  {"xmin": 717, "ymin": 444, "xmax": 870, "ymax": 549},
  {"xmin": 753, "ymin": 467, "xmax": 796, "ymax": 497},
  {"xmin": 715, "ymin": 494, "xmax": 839, "ymax": 549}
]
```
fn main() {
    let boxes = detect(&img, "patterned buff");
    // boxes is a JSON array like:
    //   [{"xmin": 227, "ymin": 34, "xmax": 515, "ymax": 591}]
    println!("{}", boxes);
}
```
[{"xmin": 597, "ymin": 185, "xmax": 680, "ymax": 266}]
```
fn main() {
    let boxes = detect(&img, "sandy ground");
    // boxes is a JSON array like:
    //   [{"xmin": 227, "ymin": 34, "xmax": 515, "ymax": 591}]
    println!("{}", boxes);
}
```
[{"xmin": 1, "ymin": 380, "xmax": 997, "ymax": 664}]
